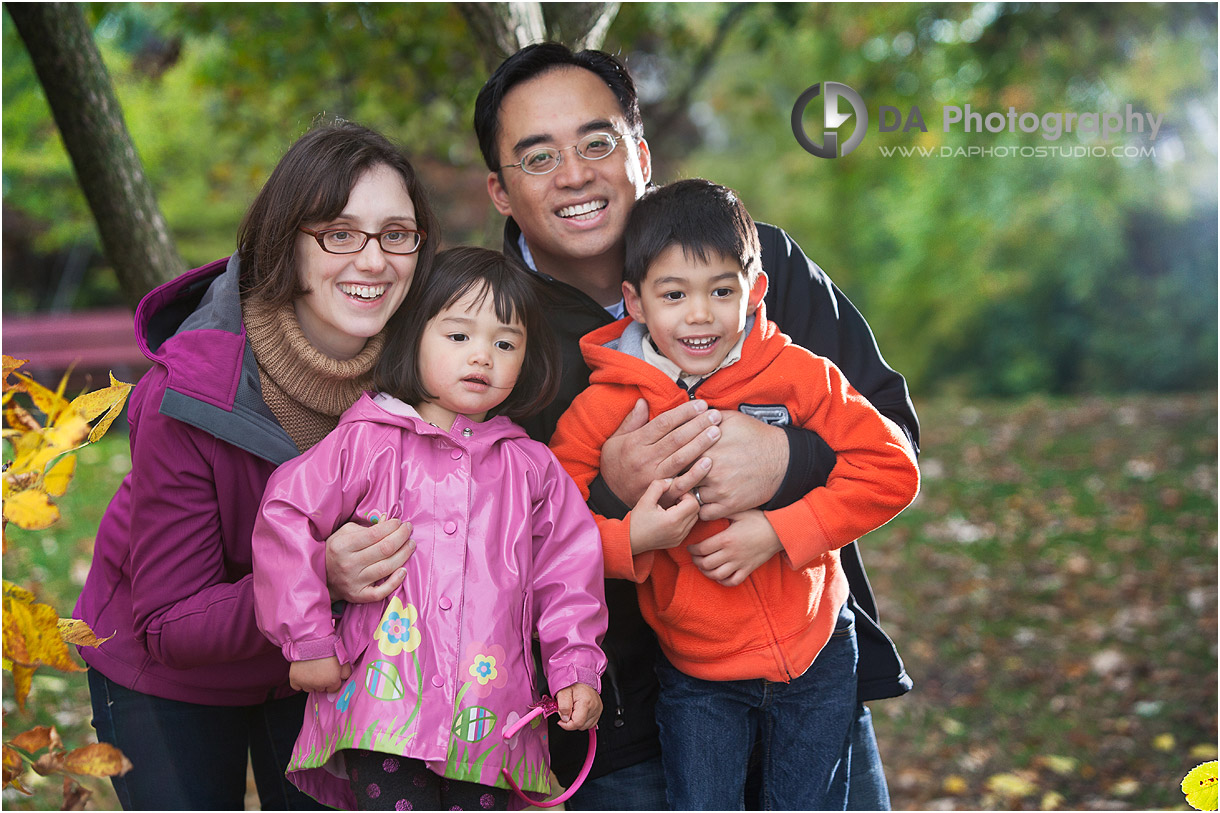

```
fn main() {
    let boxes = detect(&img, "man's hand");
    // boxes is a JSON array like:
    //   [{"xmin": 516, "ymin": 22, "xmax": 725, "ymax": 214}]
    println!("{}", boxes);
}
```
[
  {"xmin": 687, "ymin": 509, "xmax": 783, "ymax": 587},
  {"xmin": 690, "ymin": 410, "xmax": 788, "ymax": 522},
  {"xmin": 556, "ymin": 682, "xmax": 603, "ymax": 731},
  {"xmin": 629, "ymin": 479, "xmax": 701, "ymax": 555},
  {"xmin": 600, "ymin": 399, "xmax": 720, "ymax": 508},
  {"xmin": 289, "ymin": 656, "xmax": 351, "ymax": 693},
  {"xmin": 325, "ymin": 518, "xmax": 415, "ymax": 604}
]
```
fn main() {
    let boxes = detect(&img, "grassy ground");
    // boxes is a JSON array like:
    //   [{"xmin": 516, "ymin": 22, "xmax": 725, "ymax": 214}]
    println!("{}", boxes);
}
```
[{"xmin": 3, "ymin": 392, "xmax": 1216, "ymax": 810}]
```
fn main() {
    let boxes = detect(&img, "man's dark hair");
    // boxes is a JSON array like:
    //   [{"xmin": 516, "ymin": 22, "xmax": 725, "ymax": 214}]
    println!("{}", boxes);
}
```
[
  {"xmin": 473, "ymin": 42, "xmax": 644, "ymax": 172},
  {"xmin": 376, "ymin": 246, "xmax": 560, "ymax": 422},
  {"xmin": 623, "ymin": 178, "xmax": 761, "ymax": 290},
  {"xmin": 237, "ymin": 120, "xmax": 439, "ymax": 307}
]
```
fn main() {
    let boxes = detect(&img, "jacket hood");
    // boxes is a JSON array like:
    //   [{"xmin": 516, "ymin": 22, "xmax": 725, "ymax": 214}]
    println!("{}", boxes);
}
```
[
  {"xmin": 135, "ymin": 255, "xmax": 298, "ymax": 464},
  {"xmin": 358, "ymin": 392, "xmax": 530, "ymax": 445},
  {"xmin": 578, "ymin": 303, "xmax": 788, "ymax": 403}
]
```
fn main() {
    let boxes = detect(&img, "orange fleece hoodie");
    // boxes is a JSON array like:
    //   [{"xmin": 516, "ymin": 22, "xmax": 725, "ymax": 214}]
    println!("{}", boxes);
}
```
[{"xmin": 549, "ymin": 307, "xmax": 920, "ymax": 682}]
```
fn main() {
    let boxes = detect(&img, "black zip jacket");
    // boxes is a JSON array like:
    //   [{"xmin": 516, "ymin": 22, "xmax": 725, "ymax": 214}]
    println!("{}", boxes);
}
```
[{"xmin": 504, "ymin": 218, "xmax": 921, "ymax": 784}]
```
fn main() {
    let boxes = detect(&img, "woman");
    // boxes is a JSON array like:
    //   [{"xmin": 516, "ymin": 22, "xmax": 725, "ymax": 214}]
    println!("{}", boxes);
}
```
[{"xmin": 74, "ymin": 122, "xmax": 438, "ymax": 810}]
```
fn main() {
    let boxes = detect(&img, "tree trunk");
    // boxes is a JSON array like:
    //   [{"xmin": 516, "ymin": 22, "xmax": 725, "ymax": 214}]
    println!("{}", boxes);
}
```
[
  {"xmin": 458, "ymin": 2, "xmax": 620, "ymax": 72},
  {"xmin": 7, "ymin": 2, "xmax": 183, "ymax": 308}
]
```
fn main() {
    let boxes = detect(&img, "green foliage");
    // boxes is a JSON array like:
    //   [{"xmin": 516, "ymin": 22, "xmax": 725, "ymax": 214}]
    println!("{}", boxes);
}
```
[{"xmin": 2, "ymin": 3, "xmax": 1216, "ymax": 396}]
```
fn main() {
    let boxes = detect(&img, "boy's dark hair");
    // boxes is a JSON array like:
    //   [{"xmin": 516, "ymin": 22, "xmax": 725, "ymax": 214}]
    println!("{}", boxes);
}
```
[
  {"xmin": 623, "ymin": 178, "xmax": 761, "ymax": 290},
  {"xmin": 473, "ymin": 42, "xmax": 644, "ymax": 173},
  {"xmin": 237, "ymin": 120, "xmax": 439, "ymax": 307},
  {"xmin": 376, "ymin": 247, "xmax": 560, "ymax": 422}
]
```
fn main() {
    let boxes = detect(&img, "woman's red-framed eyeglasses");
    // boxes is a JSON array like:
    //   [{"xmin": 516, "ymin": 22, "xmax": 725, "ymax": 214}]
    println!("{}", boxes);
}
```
[{"xmin": 500, "ymin": 696, "xmax": 597, "ymax": 808}]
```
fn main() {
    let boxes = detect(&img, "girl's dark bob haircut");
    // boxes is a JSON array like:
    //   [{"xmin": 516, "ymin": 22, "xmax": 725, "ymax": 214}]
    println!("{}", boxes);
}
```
[
  {"xmin": 377, "ymin": 247, "xmax": 560, "ymax": 422},
  {"xmin": 237, "ymin": 120, "xmax": 439, "ymax": 307}
]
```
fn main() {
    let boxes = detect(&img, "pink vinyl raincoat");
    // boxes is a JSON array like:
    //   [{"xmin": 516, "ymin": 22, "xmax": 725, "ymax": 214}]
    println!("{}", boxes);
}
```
[{"xmin": 252, "ymin": 393, "xmax": 607, "ymax": 809}]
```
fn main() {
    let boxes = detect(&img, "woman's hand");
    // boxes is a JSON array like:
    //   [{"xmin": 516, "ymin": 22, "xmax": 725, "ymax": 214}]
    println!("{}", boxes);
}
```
[
  {"xmin": 289, "ymin": 656, "xmax": 350, "ymax": 693},
  {"xmin": 555, "ymin": 682, "xmax": 603, "ymax": 731},
  {"xmin": 325, "ymin": 518, "xmax": 415, "ymax": 603}
]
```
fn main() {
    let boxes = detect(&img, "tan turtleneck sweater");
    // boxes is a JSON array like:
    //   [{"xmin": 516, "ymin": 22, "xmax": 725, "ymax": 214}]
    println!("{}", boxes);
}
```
[{"xmin": 241, "ymin": 297, "xmax": 385, "ymax": 452}]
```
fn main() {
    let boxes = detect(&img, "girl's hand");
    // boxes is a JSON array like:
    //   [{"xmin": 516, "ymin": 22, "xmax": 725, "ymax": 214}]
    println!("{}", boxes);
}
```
[
  {"xmin": 628, "ymin": 478, "xmax": 701, "ymax": 554},
  {"xmin": 555, "ymin": 682, "xmax": 602, "ymax": 731},
  {"xmin": 289, "ymin": 656, "xmax": 350, "ymax": 693}
]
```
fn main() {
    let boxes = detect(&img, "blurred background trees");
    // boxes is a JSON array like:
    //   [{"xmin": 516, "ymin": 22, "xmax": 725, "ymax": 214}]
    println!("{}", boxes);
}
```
[{"xmin": 3, "ymin": 2, "xmax": 1216, "ymax": 398}]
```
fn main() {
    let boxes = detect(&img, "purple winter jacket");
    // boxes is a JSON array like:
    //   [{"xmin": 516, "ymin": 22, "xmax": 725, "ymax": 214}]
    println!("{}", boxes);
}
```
[
  {"xmin": 252, "ymin": 393, "xmax": 607, "ymax": 807},
  {"xmin": 75, "ymin": 257, "xmax": 303, "ymax": 705}
]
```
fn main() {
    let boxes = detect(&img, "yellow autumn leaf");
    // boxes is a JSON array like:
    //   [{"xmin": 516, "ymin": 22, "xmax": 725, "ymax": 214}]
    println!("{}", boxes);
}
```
[
  {"xmin": 62, "ymin": 743, "xmax": 133, "ymax": 778},
  {"xmin": 1040, "ymin": 791, "xmax": 1065, "ymax": 810},
  {"xmin": 1153, "ymin": 733, "xmax": 1176, "ymax": 752},
  {"xmin": 1193, "ymin": 744, "xmax": 1220, "ymax": 760},
  {"xmin": 1110, "ymin": 777, "xmax": 1140, "ymax": 796},
  {"xmin": 68, "ymin": 377, "xmax": 132, "ymax": 442},
  {"xmin": 4, "ymin": 580, "xmax": 36, "ymax": 604},
  {"xmin": 43, "ymin": 412, "xmax": 90, "ymax": 455},
  {"xmin": 58, "ymin": 618, "xmax": 111, "ymax": 648},
  {"xmin": 2, "ymin": 744, "xmax": 31, "ymax": 794},
  {"xmin": 985, "ymin": 772, "xmax": 1038, "ymax": 799},
  {"xmin": 3, "ymin": 355, "xmax": 29, "ymax": 383},
  {"xmin": 1036, "ymin": 754, "xmax": 1078, "ymax": 776},
  {"xmin": 8, "ymin": 664, "xmax": 34, "ymax": 712},
  {"xmin": 13, "ymin": 372, "xmax": 70, "ymax": 424},
  {"xmin": 942, "ymin": 775, "xmax": 968, "ymax": 794},
  {"xmin": 63, "ymin": 777, "xmax": 94, "ymax": 810},
  {"xmin": 1183, "ymin": 761, "xmax": 1219, "ymax": 811},
  {"xmin": 2, "ymin": 488, "xmax": 60, "ymax": 530},
  {"xmin": 43, "ymin": 455, "xmax": 77, "ymax": 498}
]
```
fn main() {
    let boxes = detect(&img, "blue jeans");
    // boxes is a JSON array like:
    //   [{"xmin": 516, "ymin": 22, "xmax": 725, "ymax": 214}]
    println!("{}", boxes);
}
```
[
  {"xmin": 565, "ymin": 754, "xmax": 668, "ymax": 810},
  {"xmin": 845, "ymin": 703, "xmax": 892, "ymax": 810},
  {"xmin": 87, "ymin": 668, "xmax": 325, "ymax": 810},
  {"xmin": 656, "ymin": 603, "xmax": 858, "ymax": 810}
]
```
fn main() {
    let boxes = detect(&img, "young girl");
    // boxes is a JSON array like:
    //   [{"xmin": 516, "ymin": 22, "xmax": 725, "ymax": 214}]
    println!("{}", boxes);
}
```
[{"xmin": 252, "ymin": 246, "xmax": 607, "ymax": 811}]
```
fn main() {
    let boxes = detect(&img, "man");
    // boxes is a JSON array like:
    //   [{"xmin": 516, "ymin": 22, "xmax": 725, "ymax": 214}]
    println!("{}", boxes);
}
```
[{"xmin": 472, "ymin": 42, "xmax": 919, "ymax": 810}]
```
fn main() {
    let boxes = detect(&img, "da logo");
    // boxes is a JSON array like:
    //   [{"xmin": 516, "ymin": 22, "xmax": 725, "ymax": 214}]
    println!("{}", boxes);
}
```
[
  {"xmin": 364, "ymin": 660, "xmax": 405, "ymax": 701},
  {"xmin": 792, "ymin": 82, "xmax": 868, "ymax": 159}
]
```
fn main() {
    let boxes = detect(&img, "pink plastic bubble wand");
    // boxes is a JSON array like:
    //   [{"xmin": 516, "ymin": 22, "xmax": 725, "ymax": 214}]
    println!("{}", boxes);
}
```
[{"xmin": 500, "ymin": 695, "xmax": 597, "ymax": 808}]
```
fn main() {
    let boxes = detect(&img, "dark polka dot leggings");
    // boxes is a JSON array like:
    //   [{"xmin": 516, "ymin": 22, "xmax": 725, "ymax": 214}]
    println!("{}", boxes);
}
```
[{"xmin": 344, "ymin": 749, "xmax": 510, "ymax": 811}]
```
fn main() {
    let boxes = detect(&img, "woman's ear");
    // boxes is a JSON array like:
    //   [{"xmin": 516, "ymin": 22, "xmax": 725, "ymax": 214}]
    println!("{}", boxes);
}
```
[{"xmin": 747, "ymin": 272, "xmax": 769, "ymax": 314}]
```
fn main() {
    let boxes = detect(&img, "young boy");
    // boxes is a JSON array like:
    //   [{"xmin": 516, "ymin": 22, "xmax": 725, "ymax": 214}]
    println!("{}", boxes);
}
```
[{"xmin": 548, "ymin": 179, "xmax": 920, "ymax": 810}]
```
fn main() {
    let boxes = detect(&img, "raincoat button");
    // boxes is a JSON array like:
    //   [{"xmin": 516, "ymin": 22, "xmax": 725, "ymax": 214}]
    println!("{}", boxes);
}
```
[
  {"xmin": 444, "ymin": 521, "xmax": 457, "ymax": 534},
  {"xmin": 439, "ymin": 597, "xmax": 452, "ymax": 610},
  {"xmin": 461, "ymin": 427, "xmax": 473, "ymax": 437},
  {"xmin": 451, "ymin": 449, "xmax": 462, "ymax": 460},
  {"xmin": 431, "ymin": 675, "xmax": 444, "ymax": 688}
]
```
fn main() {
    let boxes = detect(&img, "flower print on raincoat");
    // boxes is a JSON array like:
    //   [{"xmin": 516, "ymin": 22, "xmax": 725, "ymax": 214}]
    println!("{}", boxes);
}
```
[
  {"xmin": 375, "ymin": 597, "xmax": 422, "ymax": 657},
  {"xmin": 463, "ymin": 642, "xmax": 508, "ymax": 697}
]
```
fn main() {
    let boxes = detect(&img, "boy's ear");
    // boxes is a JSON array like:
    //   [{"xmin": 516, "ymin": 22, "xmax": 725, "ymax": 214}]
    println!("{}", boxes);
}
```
[
  {"xmin": 746, "ymin": 272, "xmax": 769, "ymax": 314},
  {"xmin": 622, "ymin": 281, "xmax": 647, "ymax": 323}
]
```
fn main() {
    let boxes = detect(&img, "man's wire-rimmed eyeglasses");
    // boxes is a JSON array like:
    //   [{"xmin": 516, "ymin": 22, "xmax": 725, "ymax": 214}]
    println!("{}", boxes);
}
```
[{"xmin": 499, "ymin": 131, "xmax": 624, "ymax": 176}]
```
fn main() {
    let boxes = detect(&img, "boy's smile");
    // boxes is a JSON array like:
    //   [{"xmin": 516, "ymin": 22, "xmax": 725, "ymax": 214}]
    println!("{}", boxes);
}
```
[{"xmin": 623, "ymin": 245, "xmax": 767, "ymax": 378}]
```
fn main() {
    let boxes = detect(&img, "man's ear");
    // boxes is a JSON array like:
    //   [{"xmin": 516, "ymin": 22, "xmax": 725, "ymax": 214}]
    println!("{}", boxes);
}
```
[
  {"xmin": 622, "ymin": 281, "xmax": 647, "ymax": 324},
  {"xmin": 487, "ymin": 171, "xmax": 513, "ymax": 217},
  {"xmin": 746, "ymin": 272, "xmax": 769, "ymax": 314},
  {"xmin": 635, "ymin": 137, "xmax": 652, "ymax": 187}
]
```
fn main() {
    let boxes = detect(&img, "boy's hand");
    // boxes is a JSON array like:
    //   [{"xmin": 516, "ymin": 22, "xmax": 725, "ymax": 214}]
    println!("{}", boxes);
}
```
[
  {"xmin": 556, "ymin": 682, "xmax": 603, "ymax": 731},
  {"xmin": 687, "ymin": 509, "xmax": 783, "ymax": 587},
  {"xmin": 289, "ymin": 656, "xmax": 350, "ymax": 693},
  {"xmin": 629, "ymin": 479, "xmax": 701, "ymax": 554},
  {"xmin": 325, "ymin": 518, "xmax": 415, "ymax": 603}
]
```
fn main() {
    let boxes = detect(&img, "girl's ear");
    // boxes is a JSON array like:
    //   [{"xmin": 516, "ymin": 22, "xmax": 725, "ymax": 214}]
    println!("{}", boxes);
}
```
[
  {"xmin": 622, "ymin": 281, "xmax": 647, "ymax": 324},
  {"xmin": 746, "ymin": 272, "xmax": 769, "ymax": 314}
]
